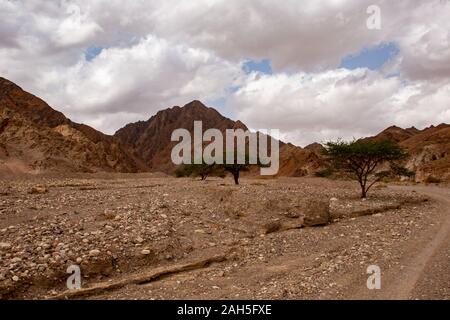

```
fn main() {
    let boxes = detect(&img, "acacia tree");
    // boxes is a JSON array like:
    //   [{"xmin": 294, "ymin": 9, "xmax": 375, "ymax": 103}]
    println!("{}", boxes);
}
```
[
  {"xmin": 222, "ymin": 162, "xmax": 250, "ymax": 185},
  {"xmin": 222, "ymin": 152, "xmax": 270, "ymax": 185},
  {"xmin": 324, "ymin": 140, "xmax": 408, "ymax": 198},
  {"xmin": 175, "ymin": 159, "xmax": 224, "ymax": 181},
  {"xmin": 176, "ymin": 153, "xmax": 267, "ymax": 185}
]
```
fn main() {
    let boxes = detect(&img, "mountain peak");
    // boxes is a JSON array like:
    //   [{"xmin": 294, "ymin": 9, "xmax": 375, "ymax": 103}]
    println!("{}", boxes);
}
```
[
  {"xmin": 370, "ymin": 125, "xmax": 417, "ymax": 143},
  {"xmin": 0, "ymin": 77, "xmax": 24, "ymax": 97},
  {"xmin": 183, "ymin": 100, "xmax": 207, "ymax": 109},
  {"xmin": 114, "ymin": 100, "xmax": 249, "ymax": 172}
]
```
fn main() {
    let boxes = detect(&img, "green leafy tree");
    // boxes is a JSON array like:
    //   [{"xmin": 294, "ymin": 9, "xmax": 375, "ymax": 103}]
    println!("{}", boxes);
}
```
[
  {"xmin": 221, "ymin": 152, "xmax": 269, "ymax": 185},
  {"xmin": 390, "ymin": 163, "xmax": 415, "ymax": 179},
  {"xmin": 222, "ymin": 162, "xmax": 250, "ymax": 185},
  {"xmin": 175, "ymin": 159, "xmax": 224, "ymax": 181},
  {"xmin": 177, "ymin": 153, "xmax": 268, "ymax": 185},
  {"xmin": 324, "ymin": 140, "xmax": 408, "ymax": 198}
]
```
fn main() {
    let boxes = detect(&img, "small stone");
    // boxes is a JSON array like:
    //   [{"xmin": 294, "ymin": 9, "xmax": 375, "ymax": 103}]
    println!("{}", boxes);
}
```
[
  {"xmin": 12, "ymin": 276, "xmax": 19, "ymax": 282},
  {"xmin": 0, "ymin": 242, "xmax": 12, "ymax": 251},
  {"xmin": 136, "ymin": 236, "xmax": 144, "ymax": 243},
  {"xmin": 89, "ymin": 249, "xmax": 100, "ymax": 257},
  {"xmin": 141, "ymin": 249, "xmax": 151, "ymax": 255},
  {"xmin": 373, "ymin": 213, "xmax": 382, "ymax": 217}
]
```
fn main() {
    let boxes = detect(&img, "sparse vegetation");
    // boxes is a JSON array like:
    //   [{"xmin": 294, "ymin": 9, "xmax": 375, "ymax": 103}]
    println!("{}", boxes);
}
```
[
  {"xmin": 425, "ymin": 175, "xmax": 441, "ymax": 184},
  {"xmin": 325, "ymin": 139, "xmax": 408, "ymax": 198},
  {"xmin": 314, "ymin": 168, "xmax": 334, "ymax": 178},
  {"xmin": 222, "ymin": 161, "xmax": 251, "ymax": 185},
  {"xmin": 390, "ymin": 163, "xmax": 416, "ymax": 179},
  {"xmin": 177, "ymin": 153, "xmax": 267, "ymax": 185},
  {"xmin": 175, "ymin": 160, "xmax": 225, "ymax": 180}
]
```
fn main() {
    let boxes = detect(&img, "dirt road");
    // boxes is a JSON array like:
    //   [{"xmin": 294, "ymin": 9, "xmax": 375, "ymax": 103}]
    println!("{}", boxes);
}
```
[
  {"xmin": 389, "ymin": 185, "xmax": 450, "ymax": 299},
  {"xmin": 347, "ymin": 185, "xmax": 449, "ymax": 299}
]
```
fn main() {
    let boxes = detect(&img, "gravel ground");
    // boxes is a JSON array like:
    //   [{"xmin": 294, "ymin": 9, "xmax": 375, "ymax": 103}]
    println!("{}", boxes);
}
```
[{"xmin": 0, "ymin": 174, "xmax": 447, "ymax": 300}]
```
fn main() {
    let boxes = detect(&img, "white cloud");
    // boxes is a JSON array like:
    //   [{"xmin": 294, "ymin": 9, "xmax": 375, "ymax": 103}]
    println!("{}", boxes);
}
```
[
  {"xmin": 41, "ymin": 36, "xmax": 242, "ymax": 134},
  {"xmin": 228, "ymin": 69, "xmax": 450, "ymax": 146},
  {"xmin": 0, "ymin": 0, "xmax": 449, "ymax": 144}
]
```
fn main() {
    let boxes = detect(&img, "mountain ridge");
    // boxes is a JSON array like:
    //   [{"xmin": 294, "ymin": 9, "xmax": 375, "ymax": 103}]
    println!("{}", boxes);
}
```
[
  {"xmin": 1, "ymin": 77, "xmax": 449, "ymax": 181},
  {"xmin": 0, "ymin": 77, "xmax": 148, "ymax": 175}
]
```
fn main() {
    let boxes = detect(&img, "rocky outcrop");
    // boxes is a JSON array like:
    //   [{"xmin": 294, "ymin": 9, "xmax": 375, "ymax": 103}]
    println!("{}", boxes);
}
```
[{"xmin": 368, "ymin": 123, "xmax": 450, "ymax": 181}]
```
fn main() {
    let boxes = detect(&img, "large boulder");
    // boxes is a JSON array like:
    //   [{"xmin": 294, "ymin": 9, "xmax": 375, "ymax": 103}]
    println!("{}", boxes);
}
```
[
  {"xmin": 302, "ymin": 199, "xmax": 331, "ymax": 227},
  {"xmin": 29, "ymin": 185, "xmax": 48, "ymax": 194}
]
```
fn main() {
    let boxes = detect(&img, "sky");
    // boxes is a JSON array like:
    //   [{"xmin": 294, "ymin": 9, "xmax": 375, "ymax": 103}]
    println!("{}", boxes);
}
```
[{"xmin": 1, "ymin": 0, "xmax": 449, "ymax": 146}]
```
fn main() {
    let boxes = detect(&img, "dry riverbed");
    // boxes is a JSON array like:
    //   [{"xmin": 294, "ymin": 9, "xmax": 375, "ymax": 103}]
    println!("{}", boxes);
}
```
[{"xmin": 0, "ymin": 174, "xmax": 447, "ymax": 299}]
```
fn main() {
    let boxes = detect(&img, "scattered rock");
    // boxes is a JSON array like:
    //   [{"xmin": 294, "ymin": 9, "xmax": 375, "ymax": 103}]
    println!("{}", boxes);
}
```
[
  {"xmin": 0, "ymin": 242, "xmax": 12, "ymax": 251},
  {"xmin": 89, "ymin": 249, "xmax": 101, "ymax": 257},
  {"xmin": 284, "ymin": 207, "xmax": 301, "ymax": 219},
  {"xmin": 136, "ymin": 236, "xmax": 144, "ymax": 243}
]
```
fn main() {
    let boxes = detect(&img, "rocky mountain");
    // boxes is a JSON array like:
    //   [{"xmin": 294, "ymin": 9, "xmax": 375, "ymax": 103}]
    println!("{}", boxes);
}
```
[
  {"xmin": 369, "ymin": 124, "xmax": 450, "ymax": 181},
  {"xmin": 2, "ymin": 76, "xmax": 447, "ymax": 181},
  {"xmin": 0, "ymin": 77, "xmax": 147, "ymax": 175},
  {"xmin": 369, "ymin": 125, "xmax": 420, "ymax": 143},
  {"xmin": 115, "ymin": 100, "xmax": 247, "ymax": 173},
  {"xmin": 115, "ymin": 100, "xmax": 322, "ymax": 175}
]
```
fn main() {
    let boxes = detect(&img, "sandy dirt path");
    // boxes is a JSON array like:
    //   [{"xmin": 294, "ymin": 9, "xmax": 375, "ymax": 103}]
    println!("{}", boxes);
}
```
[
  {"xmin": 392, "ymin": 185, "xmax": 450, "ymax": 299},
  {"xmin": 351, "ymin": 185, "xmax": 450, "ymax": 300}
]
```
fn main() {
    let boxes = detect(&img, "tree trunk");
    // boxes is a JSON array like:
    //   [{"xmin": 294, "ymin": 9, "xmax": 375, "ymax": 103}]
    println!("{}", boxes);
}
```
[
  {"xmin": 361, "ymin": 188, "xmax": 367, "ymax": 198},
  {"xmin": 233, "ymin": 171, "xmax": 240, "ymax": 185},
  {"xmin": 359, "ymin": 181, "xmax": 367, "ymax": 198}
]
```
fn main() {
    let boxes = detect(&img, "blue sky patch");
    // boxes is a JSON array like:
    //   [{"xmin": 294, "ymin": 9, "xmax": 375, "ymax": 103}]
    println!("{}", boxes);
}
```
[
  {"xmin": 84, "ymin": 46, "xmax": 103, "ymax": 62},
  {"xmin": 205, "ymin": 96, "xmax": 228, "ymax": 115},
  {"xmin": 243, "ymin": 58, "xmax": 273, "ymax": 75},
  {"xmin": 339, "ymin": 42, "xmax": 399, "ymax": 71}
]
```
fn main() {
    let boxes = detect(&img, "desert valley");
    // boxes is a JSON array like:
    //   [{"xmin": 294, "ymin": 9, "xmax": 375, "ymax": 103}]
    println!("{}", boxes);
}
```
[{"xmin": 0, "ymin": 77, "xmax": 449, "ymax": 300}]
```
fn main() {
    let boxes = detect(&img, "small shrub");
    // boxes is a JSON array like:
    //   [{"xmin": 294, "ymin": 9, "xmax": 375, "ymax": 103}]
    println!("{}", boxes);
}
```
[
  {"xmin": 391, "ymin": 164, "xmax": 415, "ymax": 179},
  {"xmin": 175, "ymin": 165, "xmax": 193, "ymax": 178},
  {"xmin": 425, "ymin": 176, "xmax": 441, "ymax": 183},
  {"xmin": 314, "ymin": 168, "xmax": 333, "ymax": 178}
]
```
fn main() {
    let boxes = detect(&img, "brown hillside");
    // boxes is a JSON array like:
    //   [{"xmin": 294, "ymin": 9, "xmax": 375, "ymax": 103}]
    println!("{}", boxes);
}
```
[
  {"xmin": 0, "ymin": 77, "xmax": 147, "ymax": 174},
  {"xmin": 370, "ymin": 123, "xmax": 450, "ymax": 181}
]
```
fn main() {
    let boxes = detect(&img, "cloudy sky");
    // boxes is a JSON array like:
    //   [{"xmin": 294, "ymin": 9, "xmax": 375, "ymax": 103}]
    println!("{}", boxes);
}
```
[{"xmin": 1, "ymin": 0, "xmax": 449, "ymax": 146}]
